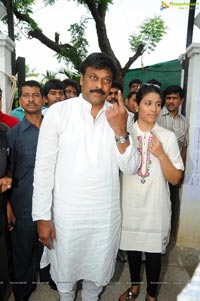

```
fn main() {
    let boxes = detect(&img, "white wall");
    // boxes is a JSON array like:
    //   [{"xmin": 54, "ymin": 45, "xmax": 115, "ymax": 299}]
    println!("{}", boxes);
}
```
[
  {"xmin": 178, "ymin": 43, "xmax": 200, "ymax": 249},
  {"xmin": 0, "ymin": 34, "xmax": 15, "ymax": 112}
]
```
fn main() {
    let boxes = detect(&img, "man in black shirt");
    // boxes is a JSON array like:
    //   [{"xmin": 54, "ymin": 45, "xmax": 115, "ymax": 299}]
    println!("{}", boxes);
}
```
[{"xmin": 7, "ymin": 80, "xmax": 44, "ymax": 301}]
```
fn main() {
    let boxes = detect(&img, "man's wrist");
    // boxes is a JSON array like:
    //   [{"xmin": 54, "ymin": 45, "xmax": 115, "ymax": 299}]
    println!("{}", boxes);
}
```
[{"xmin": 115, "ymin": 133, "xmax": 129, "ymax": 144}]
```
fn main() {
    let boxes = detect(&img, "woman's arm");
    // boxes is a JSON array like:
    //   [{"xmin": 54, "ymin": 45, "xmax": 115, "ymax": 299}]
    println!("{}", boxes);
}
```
[
  {"xmin": 149, "ymin": 132, "xmax": 183, "ymax": 185},
  {"xmin": 157, "ymin": 153, "xmax": 182, "ymax": 185}
]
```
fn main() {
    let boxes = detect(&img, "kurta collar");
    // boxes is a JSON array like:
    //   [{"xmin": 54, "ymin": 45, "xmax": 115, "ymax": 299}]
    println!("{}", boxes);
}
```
[
  {"xmin": 79, "ymin": 94, "xmax": 109, "ymax": 117},
  {"xmin": 135, "ymin": 121, "xmax": 158, "ymax": 135}
]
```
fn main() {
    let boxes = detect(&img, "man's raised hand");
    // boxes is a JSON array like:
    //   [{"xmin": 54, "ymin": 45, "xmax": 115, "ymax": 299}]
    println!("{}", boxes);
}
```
[{"xmin": 106, "ymin": 90, "xmax": 128, "ymax": 137}]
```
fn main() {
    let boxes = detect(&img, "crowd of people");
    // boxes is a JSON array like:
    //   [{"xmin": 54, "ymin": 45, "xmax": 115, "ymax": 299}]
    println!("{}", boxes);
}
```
[{"xmin": 0, "ymin": 52, "xmax": 193, "ymax": 301}]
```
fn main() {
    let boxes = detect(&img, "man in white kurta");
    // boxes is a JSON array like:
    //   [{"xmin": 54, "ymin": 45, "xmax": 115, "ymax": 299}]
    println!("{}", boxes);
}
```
[{"xmin": 32, "ymin": 52, "xmax": 139, "ymax": 301}]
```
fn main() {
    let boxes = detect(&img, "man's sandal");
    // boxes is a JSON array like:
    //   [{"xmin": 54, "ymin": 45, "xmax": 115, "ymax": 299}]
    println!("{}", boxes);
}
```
[{"xmin": 119, "ymin": 287, "xmax": 139, "ymax": 301}]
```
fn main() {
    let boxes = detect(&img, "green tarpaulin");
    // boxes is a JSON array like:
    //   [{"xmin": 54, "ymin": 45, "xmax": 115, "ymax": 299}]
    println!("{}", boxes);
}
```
[{"xmin": 123, "ymin": 59, "xmax": 182, "ymax": 97}]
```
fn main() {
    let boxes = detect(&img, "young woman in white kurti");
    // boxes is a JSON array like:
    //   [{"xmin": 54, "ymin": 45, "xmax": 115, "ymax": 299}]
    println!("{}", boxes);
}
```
[{"xmin": 119, "ymin": 84, "xmax": 184, "ymax": 301}]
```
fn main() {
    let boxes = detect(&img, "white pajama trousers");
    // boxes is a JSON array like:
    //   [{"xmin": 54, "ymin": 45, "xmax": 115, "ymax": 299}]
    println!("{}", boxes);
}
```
[{"xmin": 58, "ymin": 280, "xmax": 103, "ymax": 301}]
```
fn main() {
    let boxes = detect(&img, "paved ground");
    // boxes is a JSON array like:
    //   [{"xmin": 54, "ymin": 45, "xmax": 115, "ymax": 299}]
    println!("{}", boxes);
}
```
[{"xmin": 8, "ymin": 243, "xmax": 200, "ymax": 301}]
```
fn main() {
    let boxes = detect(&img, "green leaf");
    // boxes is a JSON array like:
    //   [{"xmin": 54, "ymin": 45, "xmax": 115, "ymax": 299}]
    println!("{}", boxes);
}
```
[{"xmin": 129, "ymin": 15, "xmax": 167, "ymax": 54}]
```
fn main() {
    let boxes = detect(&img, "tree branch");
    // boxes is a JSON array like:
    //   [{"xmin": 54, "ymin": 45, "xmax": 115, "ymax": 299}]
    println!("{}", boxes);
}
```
[
  {"xmin": 84, "ymin": 0, "xmax": 121, "ymax": 70},
  {"xmin": 28, "ymin": 30, "xmax": 72, "ymax": 53},
  {"xmin": 121, "ymin": 44, "xmax": 145, "ymax": 77}
]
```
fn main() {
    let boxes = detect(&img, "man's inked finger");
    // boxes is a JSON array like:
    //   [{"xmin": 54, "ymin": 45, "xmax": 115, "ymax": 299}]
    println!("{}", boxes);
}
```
[{"xmin": 117, "ymin": 90, "xmax": 125, "ymax": 108}]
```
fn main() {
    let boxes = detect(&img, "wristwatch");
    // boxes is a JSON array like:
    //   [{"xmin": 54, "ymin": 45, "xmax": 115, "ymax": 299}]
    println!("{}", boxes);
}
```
[{"xmin": 115, "ymin": 133, "xmax": 129, "ymax": 144}]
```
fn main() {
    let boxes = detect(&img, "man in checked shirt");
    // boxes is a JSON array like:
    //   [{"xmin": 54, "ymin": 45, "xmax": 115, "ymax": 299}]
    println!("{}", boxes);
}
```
[{"xmin": 157, "ymin": 85, "xmax": 189, "ymax": 243}]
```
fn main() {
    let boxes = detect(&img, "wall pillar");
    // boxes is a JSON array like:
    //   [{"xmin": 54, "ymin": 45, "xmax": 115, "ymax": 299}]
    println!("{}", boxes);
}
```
[
  {"xmin": 0, "ymin": 34, "xmax": 15, "ymax": 112},
  {"xmin": 178, "ymin": 43, "xmax": 200, "ymax": 249}
]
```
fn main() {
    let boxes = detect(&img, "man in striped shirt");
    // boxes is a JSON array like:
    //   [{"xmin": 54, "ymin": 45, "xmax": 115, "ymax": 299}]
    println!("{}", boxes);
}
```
[{"xmin": 157, "ymin": 85, "xmax": 189, "ymax": 242}]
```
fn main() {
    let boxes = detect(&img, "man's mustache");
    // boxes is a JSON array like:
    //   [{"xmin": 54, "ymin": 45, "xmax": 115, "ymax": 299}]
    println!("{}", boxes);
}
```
[{"xmin": 90, "ymin": 89, "xmax": 105, "ymax": 95}]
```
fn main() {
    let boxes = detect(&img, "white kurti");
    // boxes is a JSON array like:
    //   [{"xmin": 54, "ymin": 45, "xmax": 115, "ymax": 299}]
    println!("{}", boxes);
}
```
[
  {"xmin": 120, "ymin": 122, "xmax": 184, "ymax": 253},
  {"xmin": 32, "ymin": 95, "xmax": 139, "ymax": 288}
]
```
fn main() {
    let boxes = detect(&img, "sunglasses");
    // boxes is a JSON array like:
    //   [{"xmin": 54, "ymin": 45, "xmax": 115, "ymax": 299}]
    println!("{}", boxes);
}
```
[{"xmin": 139, "ymin": 83, "xmax": 161, "ymax": 90}]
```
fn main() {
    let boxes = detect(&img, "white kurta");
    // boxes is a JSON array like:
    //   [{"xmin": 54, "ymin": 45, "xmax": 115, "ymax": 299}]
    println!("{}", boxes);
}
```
[
  {"xmin": 120, "ymin": 122, "xmax": 184, "ymax": 253},
  {"xmin": 32, "ymin": 95, "xmax": 139, "ymax": 288}
]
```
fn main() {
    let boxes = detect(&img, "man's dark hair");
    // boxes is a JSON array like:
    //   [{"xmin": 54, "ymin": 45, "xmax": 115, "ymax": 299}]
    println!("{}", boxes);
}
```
[
  {"xmin": 62, "ymin": 79, "xmax": 81, "ymax": 96},
  {"xmin": 128, "ymin": 78, "xmax": 142, "ymax": 89},
  {"xmin": 126, "ymin": 91, "xmax": 137, "ymax": 100},
  {"xmin": 111, "ymin": 80, "xmax": 123, "ymax": 93},
  {"xmin": 19, "ymin": 80, "xmax": 43, "ymax": 97},
  {"xmin": 79, "ymin": 52, "xmax": 117, "ymax": 80},
  {"xmin": 43, "ymin": 79, "xmax": 64, "ymax": 97},
  {"xmin": 164, "ymin": 85, "xmax": 184, "ymax": 99}
]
